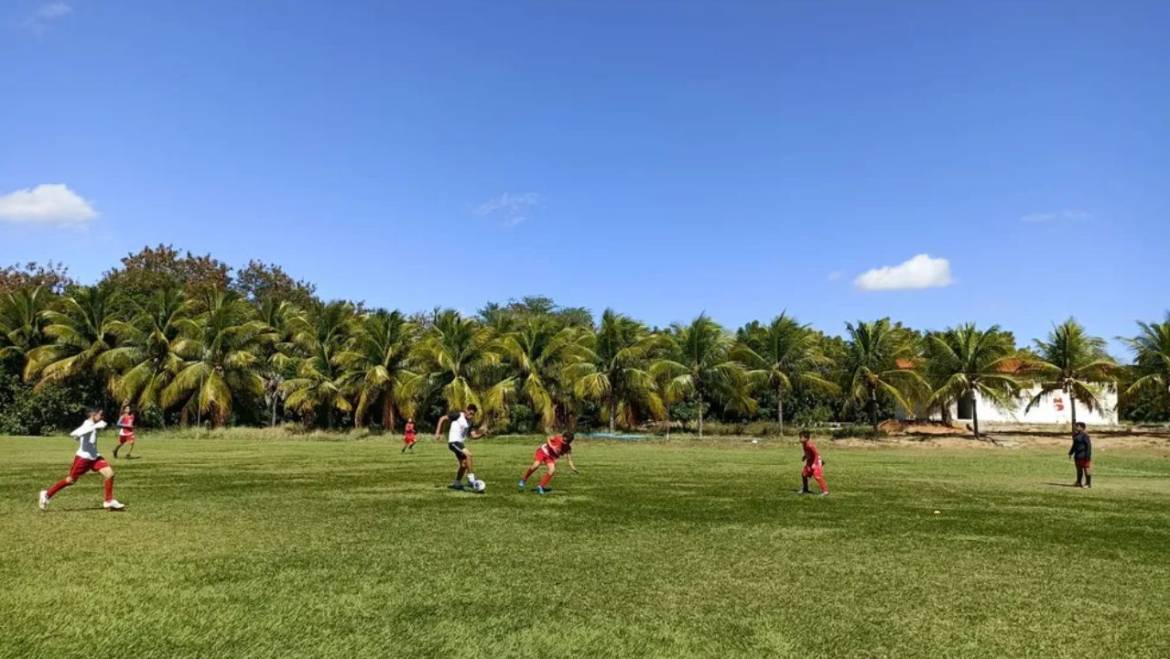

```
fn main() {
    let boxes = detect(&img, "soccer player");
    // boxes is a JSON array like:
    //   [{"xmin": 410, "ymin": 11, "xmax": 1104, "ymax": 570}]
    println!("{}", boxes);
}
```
[
  {"xmin": 38, "ymin": 409, "xmax": 126, "ymax": 511},
  {"xmin": 518, "ymin": 432, "xmax": 579, "ymax": 494},
  {"xmin": 433, "ymin": 404, "xmax": 484, "ymax": 491},
  {"xmin": 797, "ymin": 430, "xmax": 829, "ymax": 496},
  {"xmin": 113, "ymin": 405, "xmax": 136, "ymax": 459},
  {"xmin": 1070, "ymin": 422, "xmax": 1093, "ymax": 488},
  {"xmin": 401, "ymin": 418, "xmax": 417, "ymax": 453}
]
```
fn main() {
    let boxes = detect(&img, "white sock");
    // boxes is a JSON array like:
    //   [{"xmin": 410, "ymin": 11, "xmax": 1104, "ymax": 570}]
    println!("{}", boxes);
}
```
[{"xmin": 467, "ymin": 473, "xmax": 477, "ymax": 484}]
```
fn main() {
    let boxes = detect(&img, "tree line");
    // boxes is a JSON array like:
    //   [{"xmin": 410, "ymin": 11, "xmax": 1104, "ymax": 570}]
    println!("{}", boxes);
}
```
[{"xmin": 2, "ymin": 246, "xmax": 1168, "ymax": 436}]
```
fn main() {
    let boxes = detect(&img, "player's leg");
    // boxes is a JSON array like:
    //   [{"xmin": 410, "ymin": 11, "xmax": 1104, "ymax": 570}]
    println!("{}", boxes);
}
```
[
  {"xmin": 1074, "ymin": 464, "xmax": 1084, "ymax": 487},
  {"xmin": 113, "ymin": 439, "xmax": 121, "ymax": 459},
  {"xmin": 520, "ymin": 456, "xmax": 543, "ymax": 489},
  {"xmin": 812, "ymin": 465, "xmax": 829, "ymax": 495},
  {"xmin": 97, "ymin": 464, "xmax": 124, "ymax": 510},
  {"xmin": 450, "ymin": 444, "xmax": 467, "ymax": 488},
  {"xmin": 463, "ymin": 450, "xmax": 477, "ymax": 487},
  {"xmin": 124, "ymin": 438, "xmax": 135, "ymax": 459},
  {"xmin": 1083, "ymin": 462, "xmax": 1092, "ymax": 488},
  {"xmin": 536, "ymin": 462, "xmax": 556, "ymax": 493}
]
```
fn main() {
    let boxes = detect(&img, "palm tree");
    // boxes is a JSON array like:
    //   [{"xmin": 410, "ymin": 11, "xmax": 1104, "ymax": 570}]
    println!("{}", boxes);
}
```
[
  {"xmin": 1025, "ymin": 318, "xmax": 1117, "ymax": 430},
  {"xmin": 843, "ymin": 319, "xmax": 926, "ymax": 434},
  {"xmin": 102, "ymin": 287, "xmax": 191, "ymax": 417},
  {"xmin": 282, "ymin": 301, "xmax": 357, "ymax": 428},
  {"xmin": 571, "ymin": 309, "xmax": 666, "ymax": 433},
  {"xmin": 925, "ymin": 323, "xmax": 1021, "ymax": 439},
  {"xmin": 733, "ymin": 313, "xmax": 837, "ymax": 435},
  {"xmin": 163, "ymin": 289, "xmax": 268, "ymax": 426},
  {"xmin": 24, "ymin": 284, "xmax": 122, "ymax": 393},
  {"xmin": 406, "ymin": 310, "xmax": 509, "ymax": 422},
  {"xmin": 658, "ymin": 314, "xmax": 753, "ymax": 437},
  {"xmin": 496, "ymin": 318, "xmax": 593, "ymax": 431},
  {"xmin": 0, "ymin": 285, "xmax": 52, "ymax": 364},
  {"xmin": 340, "ymin": 309, "xmax": 416, "ymax": 429},
  {"xmin": 1123, "ymin": 314, "xmax": 1170, "ymax": 406},
  {"xmin": 256, "ymin": 298, "xmax": 306, "ymax": 426}
]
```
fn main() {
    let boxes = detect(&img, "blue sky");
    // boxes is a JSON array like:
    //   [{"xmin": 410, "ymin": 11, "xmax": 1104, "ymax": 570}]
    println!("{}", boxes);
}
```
[{"xmin": 2, "ymin": 1, "xmax": 1167, "ymax": 354}]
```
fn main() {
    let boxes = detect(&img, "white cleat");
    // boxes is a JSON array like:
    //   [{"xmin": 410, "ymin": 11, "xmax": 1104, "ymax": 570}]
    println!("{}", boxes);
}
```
[
  {"xmin": 39, "ymin": 490, "xmax": 49, "ymax": 511},
  {"xmin": 103, "ymin": 499, "xmax": 126, "ymax": 511}
]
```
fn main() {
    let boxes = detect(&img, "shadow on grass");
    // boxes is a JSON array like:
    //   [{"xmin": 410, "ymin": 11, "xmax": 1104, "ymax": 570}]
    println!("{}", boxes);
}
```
[{"xmin": 1043, "ymin": 482, "xmax": 1082, "ymax": 488}]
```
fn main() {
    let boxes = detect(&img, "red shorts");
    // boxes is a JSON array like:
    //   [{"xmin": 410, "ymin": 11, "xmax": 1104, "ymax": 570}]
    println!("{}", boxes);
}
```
[
  {"xmin": 69, "ymin": 456, "xmax": 110, "ymax": 480},
  {"xmin": 802, "ymin": 462, "xmax": 824, "ymax": 478},
  {"xmin": 1075, "ymin": 459, "xmax": 1092, "ymax": 469},
  {"xmin": 534, "ymin": 447, "xmax": 556, "ymax": 465},
  {"xmin": 118, "ymin": 433, "xmax": 135, "ymax": 444},
  {"xmin": 404, "ymin": 434, "xmax": 416, "ymax": 445}
]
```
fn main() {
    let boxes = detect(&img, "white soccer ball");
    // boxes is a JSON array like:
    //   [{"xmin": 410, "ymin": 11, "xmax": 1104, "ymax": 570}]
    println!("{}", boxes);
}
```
[
  {"xmin": 474, "ymin": 479, "xmax": 487, "ymax": 493},
  {"xmin": 751, "ymin": 439, "xmax": 759, "ymax": 444}
]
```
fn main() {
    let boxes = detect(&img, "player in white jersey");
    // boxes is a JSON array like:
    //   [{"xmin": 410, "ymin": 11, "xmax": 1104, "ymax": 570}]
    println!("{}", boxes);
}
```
[
  {"xmin": 38, "ymin": 409, "xmax": 126, "ymax": 511},
  {"xmin": 433, "ymin": 403, "xmax": 485, "ymax": 491}
]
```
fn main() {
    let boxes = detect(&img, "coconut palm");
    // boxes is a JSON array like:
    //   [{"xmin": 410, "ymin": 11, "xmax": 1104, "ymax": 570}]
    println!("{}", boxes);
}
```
[
  {"xmin": 405, "ymin": 310, "xmax": 509, "ymax": 422},
  {"xmin": 163, "ymin": 289, "xmax": 268, "ymax": 426},
  {"xmin": 102, "ymin": 287, "xmax": 191, "ymax": 416},
  {"xmin": 339, "ymin": 309, "xmax": 416, "ymax": 429},
  {"xmin": 1025, "ymin": 318, "xmax": 1117, "ymax": 429},
  {"xmin": 256, "ymin": 298, "xmax": 306, "ymax": 425},
  {"xmin": 0, "ymin": 285, "xmax": 52, "ymax": 363},
  {"xmin": 282, "ymin": 301, "xmax": 357, "ymax": 428},
  {"xmin": 1123, "ymin": 314, "xmax": 1170, "ymax": 406},
  {"xmin": 733, "ymin": 313, "xmax": 837, "ymax": 435},
  {"xmin": 657, "ymin": 314, "xmax": 754, "ymax": 437},
  {"xmin": 843, "ymin": 319, "xmax": 927, "ymax": 434},
  {"xmin": 495, "ymin": 318, "xmax": 593, "ymax": 431},
  {"xmin": 925, "ymin": 323, "xmax": 1022, "ymax": 439},
  {"xmin": 571, "ymin": 309, "xmax": 666, "ymax": 433},
  {"xmin": 24, "ymin": 284, "xmax": 122, "ymax": 392}
]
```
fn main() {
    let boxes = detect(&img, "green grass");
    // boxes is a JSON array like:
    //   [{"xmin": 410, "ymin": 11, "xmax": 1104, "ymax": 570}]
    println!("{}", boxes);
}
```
[{"xmin": 2, "ymin": 433, "xmax": 1169, "ymax": 658}]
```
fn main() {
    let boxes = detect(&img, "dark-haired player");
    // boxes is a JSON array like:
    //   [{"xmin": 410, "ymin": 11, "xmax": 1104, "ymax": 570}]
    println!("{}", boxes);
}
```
[
  {"xmin": 401, "ymin": 418, "xmax": 417, "ymax": 453},
  {"xmin": 113, "ymin": 405, "xmax": 136, "ymax": 459},
  {"xmin": 434, "ymin": 404, "xmax": 484, "ymax": 491},
  {"xmin": 518, "ymin": 432, "xmax": 578, "ymax": 494},
  {"xmin": 38, "ymin": 409, "xmax": 126, "ymax": 511},
  {"xmin": 797, "ymin": 430, "xmax": 828, "ymax": 496},
  {"xmin": 1070, "ymin": 422, "xmax": 1092, "ymax": 488}
]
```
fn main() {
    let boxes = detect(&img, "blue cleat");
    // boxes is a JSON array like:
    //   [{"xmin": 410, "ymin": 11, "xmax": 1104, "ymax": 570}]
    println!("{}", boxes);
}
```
[
  {"xmin": 518, "ymin": 480, "xmax": 526, "ymax": 491},
  {"xmin": 535, "ymin": 486, "xmax": 551, "ymax": 495}
]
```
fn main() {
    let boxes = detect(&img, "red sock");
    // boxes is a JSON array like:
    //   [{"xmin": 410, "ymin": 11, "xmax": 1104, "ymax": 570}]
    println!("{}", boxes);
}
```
[
  {"xmin": 539, "ymin": 473, "xmax": 554, "ymax": 488},
  {"xmin": 46, "ymin": 479, "xmax": 71, "ymax": 498},
  {"xmin": 814, "ymin": 475, "xmax": 828, "ymax": 493},
  {"xmin": 103, "ymin": 477, "xmax": 114, "ymax": 502}
]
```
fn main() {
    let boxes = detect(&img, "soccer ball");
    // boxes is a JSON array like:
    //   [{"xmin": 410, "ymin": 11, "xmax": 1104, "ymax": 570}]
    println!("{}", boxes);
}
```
[{"xmin": 473, "ymin": 479, "xmax": 487, "ymax": 493}]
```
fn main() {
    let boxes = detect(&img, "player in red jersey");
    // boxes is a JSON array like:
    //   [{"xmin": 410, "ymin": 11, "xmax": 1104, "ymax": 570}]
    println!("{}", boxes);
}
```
[
  {"xmin": 401, "ymin": 418, "xmax": 417, "ymax": 453},
  {"xmin": 113, "ymin": 405, "xmax": 136, "ymax": 459},
  {"xmin": 38, "ymin": 409, "xmax": 126, "ymax": 511},
  {"xmin": 518, "ymin": 432, "xmax": 578, "ymax": 494},
  {"xmin": 797, "ymin": 430, "xmax": 829, "ymax": 496}
]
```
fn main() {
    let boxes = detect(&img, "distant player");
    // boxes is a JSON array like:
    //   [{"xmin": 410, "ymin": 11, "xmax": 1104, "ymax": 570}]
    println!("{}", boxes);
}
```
[
  {"xmin": 518, "ymin": 432, "xmax": 579, "ymax": 494},
  {"xmin": 1070, "ymin": 422, "xmax": 1092, "ymax": 488},
  {"xmin": 401, "ymin": 418, "xmax": 417, "ymax": 453},
  {"xmin": 113, "ymin": 405, "xmax": 136, "ymax": 459},
  {"xmin": 797, "ymin": 430, "xmax": 828, "ymax": 496},
  {"xmin": 433, "ymin": 404, "xmax": 484, "ymax": 491},
  {"xmin": 38, "ymin": 409, "xmax": 126, "ymax": 511}
]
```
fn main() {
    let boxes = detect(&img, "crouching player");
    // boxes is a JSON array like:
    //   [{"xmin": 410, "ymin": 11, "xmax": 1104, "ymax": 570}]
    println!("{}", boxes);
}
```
[
  {"xmin": 39, "ymin": 409, "xmax": 126, "ymax": 511},
  {"xmin": 797, "ymin": 430, "xmax": 829, "ymax": 496},
  {"xmin": 519, "ymin": 432, "xmax": 578, "ymax": 494},
  {"xmin": 113, "ymin": 405, "xmax": 136, "ymax": 459}
]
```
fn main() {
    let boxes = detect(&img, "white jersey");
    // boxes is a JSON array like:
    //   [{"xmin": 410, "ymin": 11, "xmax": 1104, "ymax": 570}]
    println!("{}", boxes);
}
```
[
  {"xmin": 70, "ymin": 419, "xmax": 107, "ymax": 460},
  {"xmin": 448, "ymin": 413, "xmax": 470, "ymax": 444}
]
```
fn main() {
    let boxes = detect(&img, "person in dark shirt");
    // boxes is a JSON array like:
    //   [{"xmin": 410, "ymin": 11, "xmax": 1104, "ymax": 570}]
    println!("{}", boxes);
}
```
[{"xmin": 1069, "ymin": 422, "xmax": 1093, "ymax": 488}]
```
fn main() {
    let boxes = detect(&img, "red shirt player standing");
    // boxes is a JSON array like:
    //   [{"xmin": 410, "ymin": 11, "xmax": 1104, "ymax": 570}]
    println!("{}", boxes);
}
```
[
  {"xmin": 401, "ymin": 419, "xmax": 417, "ymax": 453},
  {"xmin": 798, "ymin": 430, "xmax": 829, "ymax": 496},
  {"xmin": 519, "ymin": 432, "xmax": 579, "ymax": 494},
  {"xmin": 113, "ymin": 405, "xmax": 136, "ymax": 459}
]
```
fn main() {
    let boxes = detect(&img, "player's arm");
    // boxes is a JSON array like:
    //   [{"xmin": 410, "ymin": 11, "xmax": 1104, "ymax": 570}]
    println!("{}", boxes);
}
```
[
  {"xmin": 567, "ymin": 455, "xmax": 579, "ymax": 474},
  {"xmin": 433, "ymin": 416, "xmax": 449, "ymax": 441},
  {"xmin": 470, "ymin": 424, "xmax": 486, "ymax": 439},
  {"xmin": 69, "ymin": 420, "xmax": 92, "ymax": 437}
]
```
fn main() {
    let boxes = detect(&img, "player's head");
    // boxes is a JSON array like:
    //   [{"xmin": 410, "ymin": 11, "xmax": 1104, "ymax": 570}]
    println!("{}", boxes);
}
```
[
  {"xmin": 799, "ymin": 430, "xmax": 811, "ymax": 441},
  {"xmin": 563, "ymin": 431, "xmax": 575, "ymax": 444},
  {"xmin": 465, "ymin": 403, "xmax": 478, "ymax": 418},
  {"xmin": 122, "ymin": 405, "xmax": 132, "ymax": 415},
  {"xmin": 407, "ymin": 417, "xmax": 413, "ymax": 423},
  {"xmin": 90, "ymin": 408, "xmax": 104, "ymax": 421},
  {"xmin": 1075, "ymin": 422, "xmax": 1087, "ymax": 431}
]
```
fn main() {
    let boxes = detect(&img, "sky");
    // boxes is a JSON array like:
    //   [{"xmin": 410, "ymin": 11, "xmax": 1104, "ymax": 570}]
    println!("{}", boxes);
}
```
[{"xmin": 2, "ymin": 1, "xmax": 1167, "ymax": 354}]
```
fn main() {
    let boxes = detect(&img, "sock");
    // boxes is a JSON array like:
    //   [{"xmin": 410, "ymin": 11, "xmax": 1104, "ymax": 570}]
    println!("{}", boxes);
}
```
[
  {"xmin": 104, "ymin": 477, "xmax": 114, "ymax": 502},
  {"xmin": 467, "ymin": 472, "xmax": 477, "ymax": 485},
  {"xmin": 1075, "ymin": 467, "xmax": 1083, "ymax": 485},
  {"xmin": 801, "ymin": 477, "xmax": 810, "ymax": 493},
  {"xmin": 46, "ymin": 479, "xmax": 71, "ymax": 498},
  {"xmin": 1085, "ymin": 473, "xmax": 1092, "ymax": 487},
  {"xmin": 539, "ymin": 473, "xmax": 553, "ymax": 488}
]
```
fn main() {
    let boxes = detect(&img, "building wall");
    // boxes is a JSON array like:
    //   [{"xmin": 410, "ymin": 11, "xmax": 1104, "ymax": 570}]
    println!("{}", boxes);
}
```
[{"xmin": 950, "ymin": 387, "xmax": 1118, "ymax": 426}]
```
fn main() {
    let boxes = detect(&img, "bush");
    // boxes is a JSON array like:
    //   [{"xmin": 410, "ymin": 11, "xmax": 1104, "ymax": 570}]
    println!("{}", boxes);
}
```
[{"xmin": 0, "ymin": 372, "xmax": 94, "ymax": 436}]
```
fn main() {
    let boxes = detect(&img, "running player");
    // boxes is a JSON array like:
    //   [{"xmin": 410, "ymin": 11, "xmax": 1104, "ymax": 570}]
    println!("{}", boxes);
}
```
[
  {"xmin": 433, "ymin": 404, "xmax": 484, "ymax": 491},
  {"xmin": 518, "ymin": 431, "xmax": 578, "ymax": 494},
  {"xmin": 797, "ymin": 430, "xmax": 828, "ymax": 496},
  {"xmin": 401, "ymin": 418, "xmax": 417, "ymax": 453},
  {"xmin": 38, "ymin": 409, "xmax": 126, "ymax": 511},
  {"xmin": 1070, "ymin": 422, "xmax": 1092, "ymax": 488},
  {"xmin": 113, "ymin": 405, "xmax": 136, "ymax": 459}
]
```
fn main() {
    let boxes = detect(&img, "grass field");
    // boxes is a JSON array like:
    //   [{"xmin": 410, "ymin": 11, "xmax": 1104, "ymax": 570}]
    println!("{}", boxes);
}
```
[{"xmin": 2, "ymin": 432, "xmax": 1169, "ymax": 658}]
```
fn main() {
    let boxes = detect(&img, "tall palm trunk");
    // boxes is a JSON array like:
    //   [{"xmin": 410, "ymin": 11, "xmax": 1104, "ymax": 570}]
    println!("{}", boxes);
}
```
[
  {"xmin": 383, "ymin": 396, "xmax": 397, "ymax": 433},
  {"xmin": 698, "ymin": 399, "xmax": 704, "ymax": 438},
  {"xmin": 1069, "ymin": 392, "xmax": 1078, "ymax": 434},
  {"xmin": 868, "ymin": 385, "xmax": 879, "ymax": 435},
  {"xmin": 608, "ymin": 396, "xmax": 616, "ymax": 433},
  {"xmin": 777, "ymin": 383, "xmax": 785, "ymax": 436},
  {"xmin": 971, "ymin": 391, "xmax": 980, "ymax": 439}
]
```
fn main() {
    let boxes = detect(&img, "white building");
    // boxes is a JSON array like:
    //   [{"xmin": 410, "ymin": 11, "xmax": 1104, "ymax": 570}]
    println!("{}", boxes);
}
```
[{"xmin": 948, "ymin": 387, "xmax": 1118, "ymax": 426}]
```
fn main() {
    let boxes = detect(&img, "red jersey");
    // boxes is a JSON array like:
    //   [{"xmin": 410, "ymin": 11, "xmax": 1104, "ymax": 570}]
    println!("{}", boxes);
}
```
[
  {"xmin": 118, "ymin": 414, "xmax": 135, "ymax": 437},
  {"xmin": 539, "ymin": 435, "xmax": 571, "ymax": 460},
  {"xmin": 801, "ymin": 440, "xmax": 821, "ymax": 466},
  {"xmin": 404, "ymin": 422, "xmax": 416, "ymax": 437}
]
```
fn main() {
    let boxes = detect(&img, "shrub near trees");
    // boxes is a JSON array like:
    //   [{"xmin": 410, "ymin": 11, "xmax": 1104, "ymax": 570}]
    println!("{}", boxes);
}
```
[{"xmin": 1, "ymin": 247, "xmax": 1167, "ymax": 435}]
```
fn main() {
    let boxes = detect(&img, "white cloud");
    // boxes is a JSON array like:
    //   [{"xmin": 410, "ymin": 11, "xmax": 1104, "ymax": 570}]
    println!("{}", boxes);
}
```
[
  {"xmin": 473, "ymin": 192, "xmax": 540, "ymax": 227},
  {"xmin": 1020, "ymin": 209, "xmax": 1091, "ymax": 224},
  {"xmin": 854, "ymin": 254, "xmax": 953, "ymax": 291},
  {"xmin": 0, "ymin": 183, "xmax": 98, "ymax": 226},
  {"xmin": 23, "ymin": 2, "xmax": 73, "ymax": 32}
]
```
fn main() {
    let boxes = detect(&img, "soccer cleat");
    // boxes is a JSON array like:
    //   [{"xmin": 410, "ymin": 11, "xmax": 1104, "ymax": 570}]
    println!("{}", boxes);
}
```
[
  {"xmin": 819, "ymin": 492, "xmax": 830, "ymax": 497},
  {"xmin": 38, "ymin": 490, "xmax": 49, "ymax": 511},
  {"xmin": 535, "ymin": 486, "xmax": 551, "ymax": 495},
  {"xmin": 103, "ymin": 499, "xmax": 126, "ymax": 511},
  {"xmin": 518, "ymin": 480, "xmax": 526, "ymax": 490},
  {"xmin": 795, "ymin": 490, "xmax": 809, "ymax": 495}
]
